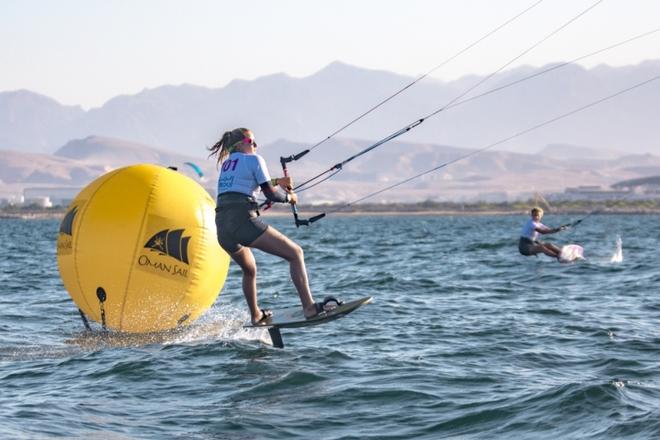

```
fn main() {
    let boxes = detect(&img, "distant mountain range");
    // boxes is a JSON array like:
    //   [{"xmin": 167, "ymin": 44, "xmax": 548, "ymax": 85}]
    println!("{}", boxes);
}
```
[
  {"xmin": 0, "ymin": 136, "xmax": 204, "ymax": 188},
  {"xmin": 2, "ymin": 60, "xmax": 660, "ymax": 158},
  {"xmin": 3, "ymin": 135, "xmax": 660, "ymax": 203}
]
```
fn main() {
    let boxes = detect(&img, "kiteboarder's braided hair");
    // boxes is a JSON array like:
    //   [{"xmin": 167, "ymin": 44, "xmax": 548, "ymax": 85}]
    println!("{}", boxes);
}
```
[{"xmin": 208, "ymin": 127, "xmax": 252, "ymax": 166}]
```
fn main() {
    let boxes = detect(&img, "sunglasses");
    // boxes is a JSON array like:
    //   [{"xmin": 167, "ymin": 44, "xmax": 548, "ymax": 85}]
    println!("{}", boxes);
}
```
[{"xmin": 242, "ymin": 137, "xmax": 257, "ymax": 148}]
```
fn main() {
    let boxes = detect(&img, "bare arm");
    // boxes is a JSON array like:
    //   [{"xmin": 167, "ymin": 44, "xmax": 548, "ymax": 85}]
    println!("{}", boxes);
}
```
[
  {"xmin": 536, "ymin": 225, "xmax": 563, "ymax": 234},
  {"xmin": 259, "ymin": 182, "xmax": 297, "ymax": 204}
]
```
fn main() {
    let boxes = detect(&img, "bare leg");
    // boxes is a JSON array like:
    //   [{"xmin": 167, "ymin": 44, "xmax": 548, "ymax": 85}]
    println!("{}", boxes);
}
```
[
  {"xmin": 250, "ymin": 226, "xmax": 317, "ymax": 317},
  {"xmin": 530, "ymin": 243, "xmax": 560, "ymax": 258},
  {"xmin": 230, "ymin": 247, "xmax": 266, "ymax": 324},
  {"xmin": 545, "ymin": 243, "xmax": 562, "ymax": 255}
]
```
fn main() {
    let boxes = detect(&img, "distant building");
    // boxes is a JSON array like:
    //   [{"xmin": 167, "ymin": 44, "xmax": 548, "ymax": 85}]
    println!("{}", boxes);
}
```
[
  {"xmin": 22, "ymin": 187, "xmax": 82, "ymax": 206},
  {"xmin": 611, "ymin": 175, "xmax": 660, "ymax": 195},
  {"xmin": 24, "ymin": 196, "xmax": 53, "ymax": 208},
  {"xmin": 0, "ymin": 195, "xmax": 24, "ymax": 207},
  {"xmin": 558, "ymin": 185, "xmax": 632, "ymax": 201}
]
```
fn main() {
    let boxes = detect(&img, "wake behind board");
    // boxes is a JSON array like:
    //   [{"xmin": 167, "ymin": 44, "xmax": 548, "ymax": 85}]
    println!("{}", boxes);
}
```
[
  {"xmin": 244, "ymin": 296, "xmax": 373, "ymax": 348},
  {"xmin": 559, "ymin": 244, "xmax": 584, "ymax": 264}
]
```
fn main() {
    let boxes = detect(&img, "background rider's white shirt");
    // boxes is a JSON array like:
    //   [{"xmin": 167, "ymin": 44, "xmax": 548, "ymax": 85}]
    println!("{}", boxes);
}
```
[{"xmin": 520, "ymin": 219, "xmax": 551, "ymax": 241}]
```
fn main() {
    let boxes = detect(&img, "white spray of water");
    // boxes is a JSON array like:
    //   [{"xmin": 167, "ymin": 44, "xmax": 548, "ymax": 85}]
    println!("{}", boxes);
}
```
[
  {"xmin": 610, "ymin": 236, "xmax": 623, "ymax": 263},
  {"xmin": 64, "ymin": 304, "xmax": 271, "ymax": 351}
]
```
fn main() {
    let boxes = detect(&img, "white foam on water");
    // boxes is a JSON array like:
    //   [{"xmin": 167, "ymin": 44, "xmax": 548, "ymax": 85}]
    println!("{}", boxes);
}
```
[
  {"xmin": 170, "ymin": 304, "xmax": 271, "ymax": 346},
  {"xmin": 64, "ymin": 304, "xmax": 271, "ymax": 351},
  {"xmin": 610, "ymin": 236, "xmax": 623, "ymax": 263}
]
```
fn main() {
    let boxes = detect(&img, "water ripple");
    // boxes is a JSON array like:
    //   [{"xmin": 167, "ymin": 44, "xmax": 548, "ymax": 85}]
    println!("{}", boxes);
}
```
[{"xmin": 0, "ymin": 215, "xmax": 658, "ymax": 439}]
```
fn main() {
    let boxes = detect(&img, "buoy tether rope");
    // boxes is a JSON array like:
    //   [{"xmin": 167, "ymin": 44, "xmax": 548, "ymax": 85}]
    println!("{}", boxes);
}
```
[
  {"xmin": 78, "ymin": 309, "xmax": 92, "ymax": 331},
  {"xmin": 177, "ymin": 314, "xmax": 190, "ymax": 326},
  {"xmin": 96, "ymin": 287, "xmax": 107, "ymax": 331}
]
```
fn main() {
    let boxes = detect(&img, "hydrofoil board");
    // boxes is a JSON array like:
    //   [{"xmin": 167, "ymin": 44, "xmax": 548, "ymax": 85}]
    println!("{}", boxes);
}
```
[
  {"xmin": 559, "ymin": 244, "xmax": 584, "ymax": 263},
  {"xmin": 245, "ymin": 296, "xmax": 372, "ymax": 329},
  {"xmin": 244, "ymin": 296, "xmax": 372, "ymax": 348}
]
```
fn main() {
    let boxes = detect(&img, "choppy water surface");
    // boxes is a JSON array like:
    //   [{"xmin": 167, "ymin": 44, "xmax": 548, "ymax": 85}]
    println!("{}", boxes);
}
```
[{"xmin": 1, "ymin": 215, "xmax": 658, "ymax": 439}]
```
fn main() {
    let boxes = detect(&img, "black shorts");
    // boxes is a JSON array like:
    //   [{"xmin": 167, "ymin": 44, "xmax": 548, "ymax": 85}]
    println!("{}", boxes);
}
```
[
  {"xmin": 215, "ymin": 193, "xmax": 268, "ymax": 254},
  {"xmin": 518, "ymin": 237, "xmax": 538, "ymax": 256}
]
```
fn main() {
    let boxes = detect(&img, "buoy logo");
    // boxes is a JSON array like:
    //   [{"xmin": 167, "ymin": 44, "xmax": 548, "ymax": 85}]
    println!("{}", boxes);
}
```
[
  {"xmin": 137, "ymin": 228, "xmax": 192, "ymax": 281},
  {"xmin": 59, "ymin": 206, "xmax": 78, "ymax": 235},
  {"xmin": 57, "ymin": 206, "xmax": 78, "ymax": 255},
  {"xmin": 143, "ymin": 229, "xmax": 191, "ymax": 264}
]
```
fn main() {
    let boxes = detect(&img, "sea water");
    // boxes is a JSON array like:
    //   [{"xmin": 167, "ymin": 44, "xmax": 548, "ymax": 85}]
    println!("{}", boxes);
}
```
[{"xmin": 0, "ymin": 215, "xmax": 658, "ymax": 439}]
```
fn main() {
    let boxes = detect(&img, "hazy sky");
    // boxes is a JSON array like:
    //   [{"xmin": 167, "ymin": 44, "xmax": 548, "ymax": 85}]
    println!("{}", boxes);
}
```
[{"xmin": 2, "ymin": 0, "xmax": 659, "ymax": 109}]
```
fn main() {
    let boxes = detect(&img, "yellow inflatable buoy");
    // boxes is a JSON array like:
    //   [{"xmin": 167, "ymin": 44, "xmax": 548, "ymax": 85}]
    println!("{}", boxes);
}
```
[{"xmin": 56, "ymin": 164, "xmax": 229, "ymax": 333}]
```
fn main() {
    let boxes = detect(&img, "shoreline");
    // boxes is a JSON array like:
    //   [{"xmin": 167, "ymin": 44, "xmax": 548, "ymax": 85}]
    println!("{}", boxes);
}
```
[{"xmin": 3, "ymin": 207, "xmax": 660, "ymax": 220}]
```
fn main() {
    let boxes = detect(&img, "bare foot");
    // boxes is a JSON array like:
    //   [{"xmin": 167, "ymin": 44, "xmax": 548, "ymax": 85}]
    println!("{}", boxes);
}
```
[
  {"xmin": 304, "ymin": 303, "xmax": 321, "ymax": 319},
  {"xmin": 251, "ymin": 309, "xmax": 272, "ymax": 325},
  {"xmin": 304, "ymin": 297, "xmax": 341, "ymax": 319}
]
